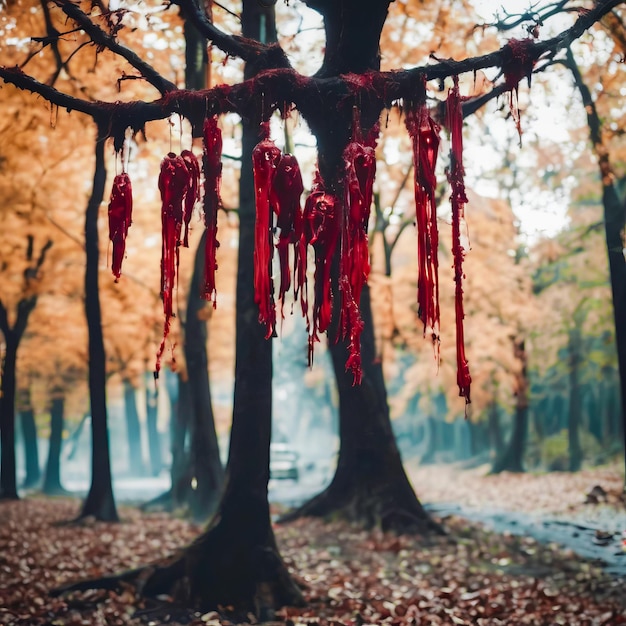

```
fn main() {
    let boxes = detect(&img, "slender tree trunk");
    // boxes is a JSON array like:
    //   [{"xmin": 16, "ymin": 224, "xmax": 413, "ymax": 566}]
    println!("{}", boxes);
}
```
[
  {"xmin": 565, "ymin": 49, "xmax": 626, "ymax": 484},
  {"xmin": 43, "ymin": 393, "xmax": 67, "ymax": 495},
  {"xmin": 145, "ymin": 375, "xmax": 163, "ymax": 476},
  {"xmin": 140, "ymin": 2, "xmax": 303, "ymax": 614},
  {"xmin": 568, "ymin": 327, "xmax": 583, "ymax": 472},
  {"xmin": 19, "ymin": 389, "xmax": 41, "ymax": 489},
  {"xmin": 170, "ymin": 373, "xmax": 192, "ymax": 507},
  {"xmin": 488, "ymin": 402, "xmax": 504, "ymax": 458},
  {"xmin": 492, "ymin": 339, "xmax": 529, "ymax": 474},
  {"xmin": 0, "ymin": 338, "xmax": 19, "ymax": 499},
  {"xmin": 122, "ymin": 379, "xmax": 145, "ymax": 476},
  {"xmin": 79, "ymin": 127, "xmax": 119, "ymax": 522},
  {"xmin": 185, "ymin": 231, "xmax": 225, "ymax": 520}
]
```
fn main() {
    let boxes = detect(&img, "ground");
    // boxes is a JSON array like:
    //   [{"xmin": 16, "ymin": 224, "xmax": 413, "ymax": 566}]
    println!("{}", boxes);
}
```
[{"xmin": 1, "ymin": 464, "xmax": 625, "ymax": 626}]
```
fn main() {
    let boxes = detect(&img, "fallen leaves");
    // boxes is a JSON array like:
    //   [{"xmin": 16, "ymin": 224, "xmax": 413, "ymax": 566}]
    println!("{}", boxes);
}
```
[{"xmin": 0, "ymin": 495, "xmax": 625, "ymax": 625}]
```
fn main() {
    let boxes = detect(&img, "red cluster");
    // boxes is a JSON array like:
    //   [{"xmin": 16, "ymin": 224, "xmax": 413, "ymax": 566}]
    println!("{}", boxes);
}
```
[
  {"xmin": 446, "ymin": 77, "xmax": 472, "ymax": 405},
  {"xmin": 107, "ymin": 172, "xmax": 133, "ymax": 281},
  {"xmin": 405, "ymin": 103, "xmax": 441, "ymax": 351},
  {"xmin": 202, "ymin": 116, "xmax": 223, "ymax": 306},
  {"xmin": 504, "ymin": 38, "xmax": 536, "ymax": 142},
  {"xmin": 338, "ymin": 115, "xmax": 378, "ymax": 383},
  {"xmin": 156, "ymin": 151, "xmax": 200, "ymax": 373}
]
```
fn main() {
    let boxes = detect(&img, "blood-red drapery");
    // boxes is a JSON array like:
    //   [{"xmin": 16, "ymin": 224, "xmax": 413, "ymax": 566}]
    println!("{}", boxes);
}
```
[
  {"xmin": 252, "ymin": 122, "xmax": 282, "ymax": 339},
  {"xmin": 271, "ymin": 153, "xmax": 305, "ymax": 318},
  {"xmin": 446, "ymin": 77, "xmax": 472, "ymax": 405},
  {"xmin": 405, "ymin": 103, "xmax": 441, "ymax": 350},
  {"xmin": 156, "ymin": 152, "xmax": 192, "ymax": 373},
  {"xmin": 180, "ymin": 149, "xmax": 201, "ymax": 248},
  {"xmin": 339, "ymin": 114, "xmax": 378, "ymax": 384},
  {"xmin": 202, "ymin": 116, "xmax": 223, "ymax": 306},
  {"xmin": 107, "ymin": 172, "xmax": 133, "ymax": 281}
]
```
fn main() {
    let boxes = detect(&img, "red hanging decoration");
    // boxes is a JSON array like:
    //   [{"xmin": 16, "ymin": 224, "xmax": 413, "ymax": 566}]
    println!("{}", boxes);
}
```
[
  {"xmin": 201, "ymin": 116, "xmax": 223, "ymax": 306},
  {"xmin": 107, "ymin": 172, "xmax": 133, "ymax": 282},
  {"xmin": 252, "ymin": 122, "xmax": 281, "ymax": 339},
  {"xmin": 271, "ymin": 153, "xmax": 304, "ymax": 318},
  {"xmin": 405, "ymin": 103, "xmax": 441, "ymax": 349},
  {"xmin": 503, "ymin": 38, "xmax": 536, "ymax": 144},
  {"xmin": 156, "ymin": 152, "xmax": 191, "ymax": 374},
  {"xmin": 303, "ymin": 172, "xmax": 340, "ymax": 364},
  {"xmin": 338, "ymin": 112, "xmax": 378, "ymax": 384},
  {"xmin": 180, "ymin": 149, "xmax": 201, "ymax": 248},
  {"xmin": 446, "ymin": 76, "xmax": 472, "ymax": 405}
]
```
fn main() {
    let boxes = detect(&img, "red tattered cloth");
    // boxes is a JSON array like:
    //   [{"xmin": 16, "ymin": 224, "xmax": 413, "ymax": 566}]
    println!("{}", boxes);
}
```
[
  {"xmin": 405, "ymin": 103, "xmax": 441, "ymax": 350},
  {"xmin": 202, "ymin": 116, "xmax": 223, "ymax": 306},
  {"xmin": 107, "ymin": 172, "xmax": 133, "ymax": 281},
  {"xmin": 446, "ymin": 77, "xmax": 472, "ymax": 404}
]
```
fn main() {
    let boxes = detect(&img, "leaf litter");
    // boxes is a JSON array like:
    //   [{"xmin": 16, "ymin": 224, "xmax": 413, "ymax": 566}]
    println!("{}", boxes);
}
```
[{"xmin": 1, "ymin": 491, "xmax": 625, "ymax": 626}]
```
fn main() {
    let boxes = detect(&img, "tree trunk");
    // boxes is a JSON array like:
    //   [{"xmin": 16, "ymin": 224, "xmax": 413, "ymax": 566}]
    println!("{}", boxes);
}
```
[
  {"xmin": 19, "ymin": 389, "xmax": 40, "ymax": 489},
  {"xmin": 565, "ymin": 49, "xmax": 626, "ymax": 484},
  {"xmin": 283, "ymin": 284, "xmax": 441, "ymax": 533},
  {"xmin": 487, "ymin": 402, "xmax": 504, "ymax": 458},
  {"xmin": 42, "ymin": 392, "xmax": 67, "ymax": 495},
  {"xmin": 568, "ymin": 326, "xmax": 583, "ymax": 472},
  {"xmin": 79, "ymin": 127, "xmax": 119, "ymax": 522},
  {"xmin": 145, "ymin": 375, "xmax": 163, "ymax": 476},
  {"xmin": 185, "ymin": 231, "xmax": 225, "ymax": 521},
  {"xmin": 170, "ymin": 373, "xmax": 192, "ymax": 508},
  {"xmin": 492, "ymin": 339, "xmax": 528, "ymax": 474},
  {"xmin": 123, "ymin": 379, "xmax": 145, "ymax": 476},
  {"xmin": 0, "ymin": 338, "xmax": 19, "ymax": 499},
  {"xmin": 140, "ymin": 2, "xmax": 303, "ymax": 614}
]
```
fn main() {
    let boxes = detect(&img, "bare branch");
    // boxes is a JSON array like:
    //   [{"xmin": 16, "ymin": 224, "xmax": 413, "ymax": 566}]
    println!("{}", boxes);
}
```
[{"xmin": 52, "ymin": 0, "xmax": 176, "ymax": 95}]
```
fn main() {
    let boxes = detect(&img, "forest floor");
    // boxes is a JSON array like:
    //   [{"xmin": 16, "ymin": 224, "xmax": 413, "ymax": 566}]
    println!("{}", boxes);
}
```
[{"xmin": 1, "ymin": 464, "xmax": 625, "ymax": 626}]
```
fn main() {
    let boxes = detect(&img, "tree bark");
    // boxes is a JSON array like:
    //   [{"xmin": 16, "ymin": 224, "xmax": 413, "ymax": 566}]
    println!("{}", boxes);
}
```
[
  {"xmin": 140, "ymin": 2, "xmax": 303, "ymax": 614},
  {"xmin": 19, "ymin": 388, "xmax": 41, "ymax": 489},
  {"xmin": 42, "ymin": 392, "xmax": 67, "ymax": 495},
  {"xmin": 568, "ymin": 326, "xmax": 583, "ymax": 472},
  {"xmin": 145, "ymin": 375, "xmax": 163, "ymax": 476},
  {"xmin": 122, "ymin": 379, "xmax": 145, "ymax": 476},
  {"xmin": 492, "ymin": 339, "xmax": 528, "ymax": 474},
  {"xmin": 78, "ymin": 126, "xmax": 119, "ymax": 522},
  {"xmin": 283, "ymin": 284, "xmax": 441, "ymax": 533},
  {"xmin": 0, "ymin": 337, "xmax": 19, "ymax": 499},
  {"xmin": 185, "ymin": 231, "xmax": 225, "ymax": 521}
]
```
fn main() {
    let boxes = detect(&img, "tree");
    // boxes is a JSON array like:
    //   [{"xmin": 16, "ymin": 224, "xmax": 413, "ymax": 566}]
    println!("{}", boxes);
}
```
[
  {"xmin": 0, "ymin": 234, "xmax": 52, "ymax": 499},
  {"xmin": 3, "ymin": 0, "xmax": 622, "ymax": 616}
]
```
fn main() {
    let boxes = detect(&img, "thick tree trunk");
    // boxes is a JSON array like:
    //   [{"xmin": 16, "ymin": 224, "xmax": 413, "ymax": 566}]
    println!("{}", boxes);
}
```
[
  {"xmin": 283, "ymin": 284, "xmax": 441, "ymax": 533},
  {"xmin": 42, "ymin": 393, "xmax": 67, "ymax": 495},
  {"xmin": 122, "ymin": 379, "xmax": 145, "ymax": 476},
  {"xmin": 185, "ymin": 231, "xmax": 225, "ymax": 521},
  {"xmin": 0, "ymin": 339, "xmax": 19, "ymax": 499},
  {"xmin": 79, "ymin": 127, "xmax": 119, "ymax": 522},
  {"xmin": 145, "ymin": 375, "xmax": 163, "ymax": 476},
  {"xmin": 19, "ymin": 389, "xmax": 41, "ymax": 489},
  {"xmin": 171, "ymin": 374, "xmax": 192, "ymax": 507},
  {"xmin": 140, "ymin": 2, "xmax": 303, "ymax": 614}
]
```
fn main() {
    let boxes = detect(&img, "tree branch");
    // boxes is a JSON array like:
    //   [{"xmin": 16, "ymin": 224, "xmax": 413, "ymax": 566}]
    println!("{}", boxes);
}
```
[{"xmin": 52, "ymin": 0, "xmax": 176, "ymax": 95}]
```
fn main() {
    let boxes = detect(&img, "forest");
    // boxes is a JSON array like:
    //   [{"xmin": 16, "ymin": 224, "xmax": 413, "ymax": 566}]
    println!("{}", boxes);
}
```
[{"xmin": 0, "ymin": 0, "xmax": 625, "ymax": 624}]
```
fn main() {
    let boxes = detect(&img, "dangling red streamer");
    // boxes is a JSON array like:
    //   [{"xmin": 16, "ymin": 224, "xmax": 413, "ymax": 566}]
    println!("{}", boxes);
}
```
[
  {"xmin": 405, "ymin": 103, "xmax": 441, "ymax": 350},
  {"xmin": 156, "ymin": 152, "xmax": 191, "ymax": 374},
  {"xmin": 446, "ymin": 77, "xmax": 472, "ymax": 405},
  {"xmin": 339, "ymin": 113, "xmax": 378, "ymax": 384},
  {"xmin": 303, "ymin": 172, "xmax": 340, "ymax": 364},
  {"xmin": 180, "ymin": 150, "xmax": 201, "ymax": 248},
  {"xmin": 252, "ymin": 122, "xmax": 281, "ymax": 339},
  {"xmin": 271, "ymin": 153, "xmax": 304, "ymax": 317},
  {"xmin": 202, "ymin": 116, "xmax": 223, "ymax": 306},
  {"xmin": 503, "ymin": 38, "xmax": 535, "ymax": 144},
  {"xmin": 107, "ymin": 172, "xmax": 133, "ymax": 281}
]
